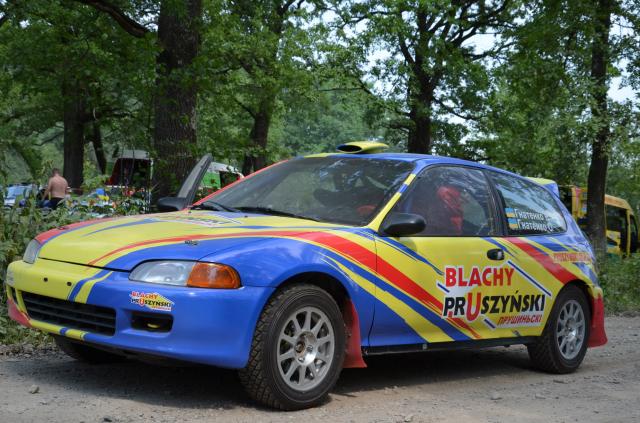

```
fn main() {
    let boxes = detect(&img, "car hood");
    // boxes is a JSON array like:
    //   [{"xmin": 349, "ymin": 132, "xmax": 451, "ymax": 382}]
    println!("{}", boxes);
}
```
[{"xmin": 37, "ymin": 210, "xmax": 345, "ymax": 270}]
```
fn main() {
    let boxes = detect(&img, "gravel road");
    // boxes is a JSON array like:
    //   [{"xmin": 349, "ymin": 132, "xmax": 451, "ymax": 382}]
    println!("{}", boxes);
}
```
[{"xmin": 0, "ymin": 316, "xmax": 638, "ymax": 423}]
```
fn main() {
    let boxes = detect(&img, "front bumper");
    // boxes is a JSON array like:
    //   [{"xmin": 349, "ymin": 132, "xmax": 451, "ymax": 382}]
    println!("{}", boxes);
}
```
[{"xmin": 6, "ymin": 259, "xmax": 273, "ymax": 368}]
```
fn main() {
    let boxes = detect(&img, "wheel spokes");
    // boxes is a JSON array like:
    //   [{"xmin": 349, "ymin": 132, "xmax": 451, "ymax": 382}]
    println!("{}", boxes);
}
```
[
  {"xmin": 277, "ymin": 305, "xmax": 335, "ymax": 392},
  {"xmin": 556, "ymin": 299, "xmax": 586, "ymax": 360}
]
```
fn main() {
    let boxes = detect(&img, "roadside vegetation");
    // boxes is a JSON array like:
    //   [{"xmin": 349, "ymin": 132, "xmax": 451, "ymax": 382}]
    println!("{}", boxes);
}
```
[
  {"xmin": 600, "ymin": 255, "xmax": 640, "ymax": 314},
  {"xmin": 0, "ymin": 190, "xmax": 145, "ymax": 345}
]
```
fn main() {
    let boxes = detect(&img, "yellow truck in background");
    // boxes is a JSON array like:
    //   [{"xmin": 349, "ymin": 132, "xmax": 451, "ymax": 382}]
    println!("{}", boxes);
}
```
[{"xmin": 558, "ymin": 185, "xmax": 639, "ymax": 257}]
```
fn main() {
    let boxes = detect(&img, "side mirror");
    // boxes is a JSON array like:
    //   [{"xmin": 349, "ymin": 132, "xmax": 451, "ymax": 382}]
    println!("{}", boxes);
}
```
[
  {"xmin": 156, "ymin": 197, "xmax": 187, "ymax": 212},
  {"xmin": 381, "ymin": 212, "xmax": 426, "ymax": 237}
]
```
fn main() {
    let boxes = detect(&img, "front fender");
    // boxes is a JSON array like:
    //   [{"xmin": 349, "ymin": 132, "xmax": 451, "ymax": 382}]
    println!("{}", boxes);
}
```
[{"xmin": 200, "ymin": 235, "xmax": 377, "ymax": 348}]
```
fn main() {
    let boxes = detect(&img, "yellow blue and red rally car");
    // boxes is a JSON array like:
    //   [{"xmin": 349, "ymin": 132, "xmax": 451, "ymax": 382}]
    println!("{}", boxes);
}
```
[{"xmin": 5, "ymin": 142, "xmax": 607, "ymax": 410}]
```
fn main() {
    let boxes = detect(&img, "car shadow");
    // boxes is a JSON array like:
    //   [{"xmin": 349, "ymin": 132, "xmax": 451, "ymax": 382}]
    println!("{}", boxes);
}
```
[
  {"xmin": 336, "ymin": 346, "xmax": 533, "ymax": 396},
  {"xmin": 2, "ymin": 346, "xmax": 533, "ymax": 411}
]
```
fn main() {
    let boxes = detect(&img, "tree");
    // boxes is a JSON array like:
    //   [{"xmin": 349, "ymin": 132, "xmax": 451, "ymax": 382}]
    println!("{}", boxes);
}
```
[
  {"xmin": 73, "ymin": 0, "xmax": 203, "ymax": 198},
  {"xmin": 335, "ymin": 0, "xmax": 517, "ymax": 154},
  {"xmin": 0, "ymin": 0, "xmax": 152, "ymax": 188},
  {"xmin": 585, "ymin": 0, "xmax": 614, "ymax": 255},
  {"xmin": 214, "ymin": 0, "xmax": 325, "ymax": 174},
  {"xmin": 475, "ymin": 0, "xmax": 638, "ymax": 255}
]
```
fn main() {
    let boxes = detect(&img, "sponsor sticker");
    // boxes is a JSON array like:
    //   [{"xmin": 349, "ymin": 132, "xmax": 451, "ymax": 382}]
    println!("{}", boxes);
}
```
[
  {"xmin": 551, "ymin": 252, "xmax": 592, "ymax": 263},
  {"xmin": 129, "ymin": 291, "xmax": 174, "ymax": 312},
  {"xmin": 505, "ymin": 207, "xmax": 553, "ymax": 232},
  {"xmin": 438, "ymin": 264, "xmax": 547, "ymax": 328}
]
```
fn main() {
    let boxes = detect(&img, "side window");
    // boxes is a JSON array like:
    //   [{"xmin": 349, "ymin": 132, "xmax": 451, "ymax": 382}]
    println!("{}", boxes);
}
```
[
  {"xmin": 393, "ymin": 166, "xmax": 497, "ymax": 236},
  {"xmin": 605, "ymin": 205, "xmax": 625, "ymax": 233},
  {"xmin": 606, "ymin": 205, "xmax": 629, "ymax": 250},
  {"xmin": 489, "ymin": 172, "xmax": 566, "ymax": 235}
]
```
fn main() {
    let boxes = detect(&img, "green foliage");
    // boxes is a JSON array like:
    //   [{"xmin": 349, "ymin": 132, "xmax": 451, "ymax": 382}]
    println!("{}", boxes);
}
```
[
  {"xmin": 332, "ymin": 0, "xmax": 519, "ymax": 152},
  {"xmin": 599, "ymin": 254, "xmax": 640, "ymax": 314},
  {"xmin": 0, "ymin": 193, "xmax": 145, "ymax": 345},
  {"xmin": 0, "ymin": 0, "xmax": 155, "ymax": 185}
]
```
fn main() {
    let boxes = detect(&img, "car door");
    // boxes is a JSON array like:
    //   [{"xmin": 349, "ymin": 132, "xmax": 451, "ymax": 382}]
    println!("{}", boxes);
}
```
[
  {"xmin": 486, "ymin": 171, "xmax": 588, "ymax": 338},
  {"xmin": 369, "ymin": 165, "xmax": 508, "ymax": 348}
]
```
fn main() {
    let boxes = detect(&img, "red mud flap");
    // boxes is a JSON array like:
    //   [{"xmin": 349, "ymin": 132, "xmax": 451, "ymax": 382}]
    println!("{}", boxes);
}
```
[
  {"xmin": 588, "ymin": 296, "xmax": 607, "ymax": 347},
  {"xmin": 7, "ymin": 296, "xmax": 31, "ymax": 328},
  {"xmin": 342, "ymin": 300, "xmax": 367, "ymax": 368}
]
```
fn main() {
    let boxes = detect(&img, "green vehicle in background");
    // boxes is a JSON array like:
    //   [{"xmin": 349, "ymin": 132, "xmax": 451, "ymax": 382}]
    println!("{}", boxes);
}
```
[{"xmin": 195, "ymin": 161, "xmax": 244, "ymax": 201}]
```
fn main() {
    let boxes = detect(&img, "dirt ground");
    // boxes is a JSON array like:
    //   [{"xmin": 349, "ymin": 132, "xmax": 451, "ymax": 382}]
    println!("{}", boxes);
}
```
[{"xmin": 0, "ymin": 316, "xmax": 638, "ymax": 423}]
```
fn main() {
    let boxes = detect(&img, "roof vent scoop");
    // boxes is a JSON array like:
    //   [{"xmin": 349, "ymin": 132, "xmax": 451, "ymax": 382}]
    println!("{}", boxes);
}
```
[{"xmin": 336, "ymin": 141, "xmax": 389, "ymax": 154}]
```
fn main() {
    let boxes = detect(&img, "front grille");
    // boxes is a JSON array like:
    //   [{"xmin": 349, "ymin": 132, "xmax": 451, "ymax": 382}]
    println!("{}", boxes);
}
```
[{"xmin": 21, "ymin": 292, "xmax": 116, "ymax": 336}]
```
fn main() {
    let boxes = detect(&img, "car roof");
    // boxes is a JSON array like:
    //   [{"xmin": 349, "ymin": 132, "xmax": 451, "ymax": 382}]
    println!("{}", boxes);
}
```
[{"xmin": 301, "ymin": 152, "xmax": 518, "ymax": 175}]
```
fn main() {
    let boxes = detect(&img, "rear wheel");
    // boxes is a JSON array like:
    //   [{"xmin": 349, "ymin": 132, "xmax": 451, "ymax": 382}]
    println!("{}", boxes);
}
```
[
  {"xmin": 528, "ymin": 285, "xmax": 590, "ymax": 373},
  {"xmin": 54, "ymin": 336, "xmax": 123, "ymax": 364},
  {"xmin": 239, "ymin": 284, "xmax": 346, "ymax": 410}
]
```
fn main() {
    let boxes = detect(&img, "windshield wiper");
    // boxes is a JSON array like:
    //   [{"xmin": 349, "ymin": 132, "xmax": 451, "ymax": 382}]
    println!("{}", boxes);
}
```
[
  {"xmin": 233, "ymin": 206, "xmax": 321, "ymax": 222},
  {"xmin": 192, "ymin": 201, "xmax": 241, "ymax": 213}
]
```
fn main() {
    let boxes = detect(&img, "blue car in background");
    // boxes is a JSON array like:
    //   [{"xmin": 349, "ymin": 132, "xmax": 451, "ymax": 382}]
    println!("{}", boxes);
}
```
[{"xmin": 3, "ymin": 184, "xmax": 38, "ymax": 208}]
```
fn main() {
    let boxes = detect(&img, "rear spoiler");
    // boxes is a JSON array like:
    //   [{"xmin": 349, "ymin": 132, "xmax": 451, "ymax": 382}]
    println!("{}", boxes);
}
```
[{"xmin": 526, "ymin": 177, "xmax": 560, "ymax": 197}]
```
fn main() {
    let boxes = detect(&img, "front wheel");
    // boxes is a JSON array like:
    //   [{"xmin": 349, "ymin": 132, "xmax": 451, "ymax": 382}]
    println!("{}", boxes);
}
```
[
  {"xmin": 239, "ymin": 284, "xmax": 346, "ymax": 410},
  {"xmin": 527, "ymin": 285, "xmax": 591, "ymax": 373}
]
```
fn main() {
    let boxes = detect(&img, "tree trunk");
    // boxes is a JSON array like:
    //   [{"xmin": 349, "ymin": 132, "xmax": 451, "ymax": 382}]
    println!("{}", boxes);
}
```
[
  {"xmin": 90, "ymin": 122, "xmax": 107, "ymax": 174},
  {"xmin": 585, "ymin": 0, "xmax": 613, "ymax": 257},
  {"xmin": 407, "ymin": 107, "xmax": 432, "ymax": 154},
  {"xmin": 152, "ymin": 0, "xmax": 202, "ymax": 199},
  {"xmin": 62, "ymin": 79, "xmax": 86, "ymax": 190},
  {"xmin": 407, "ymin": 83, "xmax": 433, "ymax": 154},
  {"xmin": 243, "ymin": 98, "xmax": 274, "ymax": 174}
]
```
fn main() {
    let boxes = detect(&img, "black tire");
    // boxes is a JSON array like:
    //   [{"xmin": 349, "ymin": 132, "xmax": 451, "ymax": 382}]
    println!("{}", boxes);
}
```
[
  {"xmin": 53, "ymin": 336, "xmax": 124, "ymax": 364},
  {"xmin": 527, "ymin": 284, "xmax": 591, "ymax": 373},
  {"xmin": 239, "ymin": 284, "xmax": 346, "ymax": 410}
]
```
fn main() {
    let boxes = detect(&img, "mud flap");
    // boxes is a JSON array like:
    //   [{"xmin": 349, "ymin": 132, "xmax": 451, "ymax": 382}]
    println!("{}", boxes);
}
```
[
  {"xmin": 588, "ymin": 295, "xmax": 607, "ymax": 347},
  {"xmin": 342, "ymin": 300, "xmax": 367, "ymax": 368}
]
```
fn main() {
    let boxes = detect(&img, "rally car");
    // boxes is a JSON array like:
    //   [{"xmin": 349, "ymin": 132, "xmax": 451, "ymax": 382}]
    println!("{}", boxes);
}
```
[{"xmin": 5, "ymin": 142, "xmax": 607, "ymax": 410}]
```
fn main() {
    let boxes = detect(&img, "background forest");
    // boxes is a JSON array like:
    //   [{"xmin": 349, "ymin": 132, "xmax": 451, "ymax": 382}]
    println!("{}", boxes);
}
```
[{"xmin": 0, "ymin": 0, "xmax": 639, "ymax": 236}]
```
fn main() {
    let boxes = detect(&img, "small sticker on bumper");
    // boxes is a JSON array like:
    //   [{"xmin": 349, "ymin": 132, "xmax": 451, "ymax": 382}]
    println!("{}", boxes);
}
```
[{"xmin": 129, "ymin": 291, "xmax": 174, "ymax": 312}]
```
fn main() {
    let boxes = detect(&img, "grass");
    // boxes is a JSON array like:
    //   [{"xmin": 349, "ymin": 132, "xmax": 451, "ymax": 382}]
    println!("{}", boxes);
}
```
[
  {"xmin": 0, "ymin": 193, "xmax": 146, "ymax": 346},
  {"xmin": 599, "ymin": 254, "xmax": 640, "ymax": 314}
]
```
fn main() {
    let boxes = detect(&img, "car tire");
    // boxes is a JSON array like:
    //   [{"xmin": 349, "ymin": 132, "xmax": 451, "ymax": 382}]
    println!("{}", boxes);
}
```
[
  {"xmin": 239, "ymin": 284, "xmax": 346, "ymax": 410},
  {"xmin": 53, "ymin": 336, "xmax": 123, "ymax": 364},
  {"xmin": 527, "ymin": 284, "xmax": 591, "ymax": 374}
]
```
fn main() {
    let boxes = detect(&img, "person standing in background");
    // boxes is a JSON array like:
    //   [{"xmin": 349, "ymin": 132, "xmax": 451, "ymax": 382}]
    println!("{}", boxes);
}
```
[{"xmin": 43, "ymin": 168, "xmax": 68, "ymax": 209}]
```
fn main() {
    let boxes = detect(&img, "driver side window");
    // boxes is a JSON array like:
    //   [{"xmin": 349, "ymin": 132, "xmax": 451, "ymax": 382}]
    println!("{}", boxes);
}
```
[{"xmin": 393, "ymin": 166, "xmax": 497, "ymax": 236}]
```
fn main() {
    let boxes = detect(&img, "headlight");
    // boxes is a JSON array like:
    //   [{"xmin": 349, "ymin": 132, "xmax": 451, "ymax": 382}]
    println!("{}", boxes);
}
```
[
  {"xmin": 23, "ymin": 239, "xmax": 41, "ymax": 264},
  {"xmin": 130, "ymin": 261, "xmax": 195, "ymax": 286},
  {"xmin": 129, "ymin": 261, "xmax": 241, "ymax": 289}
]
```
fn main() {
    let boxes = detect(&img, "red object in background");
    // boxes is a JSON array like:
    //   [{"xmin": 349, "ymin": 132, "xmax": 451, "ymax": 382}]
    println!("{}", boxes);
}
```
[{"xmin": 436, "ymin": 186, "xmax": 463, "ymax": 235}]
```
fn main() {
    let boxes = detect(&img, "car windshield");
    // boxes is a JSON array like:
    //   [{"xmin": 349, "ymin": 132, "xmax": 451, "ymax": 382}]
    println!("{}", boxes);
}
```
[{"xmin": 210, "ymin": 156, "xmax": 415, "ymax": 226}]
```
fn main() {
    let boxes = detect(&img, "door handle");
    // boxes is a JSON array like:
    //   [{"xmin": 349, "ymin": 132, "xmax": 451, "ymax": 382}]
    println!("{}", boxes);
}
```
[{"xmin": 487, "ymin": 248, "xmax": 505, "ymax": 261}]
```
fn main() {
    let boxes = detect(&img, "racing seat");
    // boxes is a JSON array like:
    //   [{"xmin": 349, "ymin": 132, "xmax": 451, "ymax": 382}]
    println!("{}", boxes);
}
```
[{"xmin": 423, "ymin": 185, "xmax": 463, "ymax": 236}]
